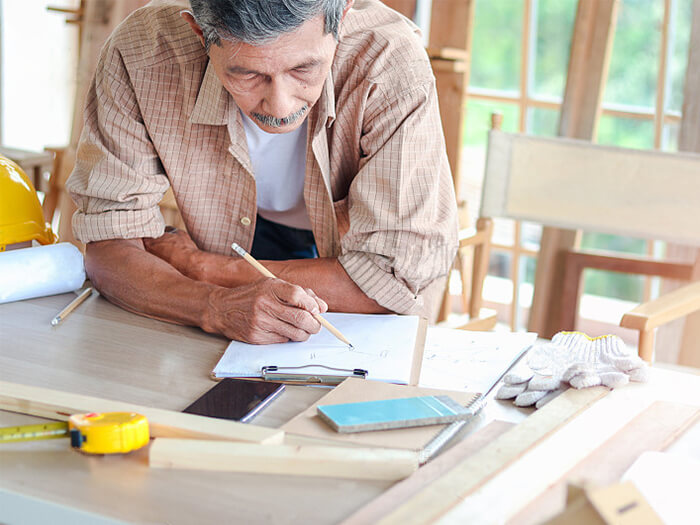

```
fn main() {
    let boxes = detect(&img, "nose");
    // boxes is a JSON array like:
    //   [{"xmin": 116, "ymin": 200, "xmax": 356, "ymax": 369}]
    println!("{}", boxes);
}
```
[{"xmin": 261, "ymin": 78, "xmax": 297, "ymax": 119}]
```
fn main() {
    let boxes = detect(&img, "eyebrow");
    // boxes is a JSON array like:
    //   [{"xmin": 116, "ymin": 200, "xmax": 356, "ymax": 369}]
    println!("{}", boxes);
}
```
[{"xmin": 226, "ymin": 59, "xmax": 322, "ymax": 76}]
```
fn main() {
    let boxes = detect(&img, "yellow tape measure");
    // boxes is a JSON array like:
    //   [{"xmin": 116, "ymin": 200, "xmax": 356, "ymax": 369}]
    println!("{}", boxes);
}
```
[{"xmin": 0, "ymin": 412, "xmax": 150, "ymax": 454}]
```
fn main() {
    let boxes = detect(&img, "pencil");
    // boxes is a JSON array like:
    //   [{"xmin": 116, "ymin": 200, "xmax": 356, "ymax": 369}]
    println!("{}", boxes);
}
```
[
  {"xmin": 51, "ymin": 287, "xmax": 94, "ymax": 326},
  {"xmin": 231, "ymin": 243, "xmax": 353, "ymax": 348}
]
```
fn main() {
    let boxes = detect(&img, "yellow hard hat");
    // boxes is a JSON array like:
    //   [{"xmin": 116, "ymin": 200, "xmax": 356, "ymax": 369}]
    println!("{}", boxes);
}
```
[{"xmin": 0, "ymin": 154, "xmax": 57, "ymax": 251}]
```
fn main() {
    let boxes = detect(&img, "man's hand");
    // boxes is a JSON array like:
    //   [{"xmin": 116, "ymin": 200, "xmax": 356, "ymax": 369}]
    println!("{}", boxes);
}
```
[
  {"xmin": 85, "ymin": 238, "xmax": 328, "ymax": 344},
  {"xmin": 203, "ymin": 279, "xmax": 328, "ymax": 344}
]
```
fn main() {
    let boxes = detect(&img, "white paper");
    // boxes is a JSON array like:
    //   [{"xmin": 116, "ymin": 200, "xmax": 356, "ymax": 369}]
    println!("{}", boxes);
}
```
[
  {"xmin": 419, "ymin": 328, "xmax": 537, "ymax": 394},
  {"xmin": 622, "ymin": 451, "xmax": 700, "ymax": 525},
  {"xmin": 213, "ymin": 313, "xmax": 420, "ymax": 384}
]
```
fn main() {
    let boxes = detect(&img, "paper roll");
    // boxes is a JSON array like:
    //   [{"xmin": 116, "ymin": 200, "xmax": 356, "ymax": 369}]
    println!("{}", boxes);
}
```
[{"xmin": 0, "ymin": 243, "xmax": 86, "ymax": 304}]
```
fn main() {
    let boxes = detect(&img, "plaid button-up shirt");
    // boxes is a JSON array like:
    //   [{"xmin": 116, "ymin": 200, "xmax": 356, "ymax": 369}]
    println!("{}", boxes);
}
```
[{"xmin": 67, "ymin": 0, "xmax": 458, "ymax": 315}]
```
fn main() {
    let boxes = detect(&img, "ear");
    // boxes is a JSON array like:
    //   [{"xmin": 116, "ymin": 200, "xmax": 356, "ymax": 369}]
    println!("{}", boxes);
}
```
[{"xmin": 181, "ymin": 10, "xmax": 206, "ymax": 48}]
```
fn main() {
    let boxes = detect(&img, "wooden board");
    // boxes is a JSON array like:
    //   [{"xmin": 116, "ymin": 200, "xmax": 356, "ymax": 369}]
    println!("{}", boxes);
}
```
[
  {"xmin": 149, "ymin": 439, "xmax": 418, "ymax": 481},
  {"xmin": 0, "ymin": 379, "xmax": 282, "ymax": 444},
  {"xmin": 509, "ymin": 400, "xmax": 700, "ymax": 524},
  {"xmin": 373, "ymin": 387, "xmax": 608, "ymax": 524},
  {"xmin": 342, "ymin": 420, "xmax": 514, "ymax": 525},
  {"xmin": 282, "ymin": 377, "xmax": 479, "ymax": 451}
]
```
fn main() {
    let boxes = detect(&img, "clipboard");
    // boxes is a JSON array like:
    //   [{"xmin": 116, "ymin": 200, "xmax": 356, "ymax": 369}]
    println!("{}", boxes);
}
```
[{"xmin": 211, "ymin": 315, "xmax": 428, "ymax": 386}]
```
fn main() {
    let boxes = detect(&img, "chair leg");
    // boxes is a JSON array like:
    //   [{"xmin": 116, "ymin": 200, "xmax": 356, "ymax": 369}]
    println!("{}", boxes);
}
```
[{"xmin": 638, "ymin": 330, "xmax": 655, "ymax": 363}]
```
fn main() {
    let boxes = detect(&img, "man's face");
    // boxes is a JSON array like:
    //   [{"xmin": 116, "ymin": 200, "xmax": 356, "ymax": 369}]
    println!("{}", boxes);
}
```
[{"xmin": 207, "ymin": 15, "xmax": 337, "ymax": 134}]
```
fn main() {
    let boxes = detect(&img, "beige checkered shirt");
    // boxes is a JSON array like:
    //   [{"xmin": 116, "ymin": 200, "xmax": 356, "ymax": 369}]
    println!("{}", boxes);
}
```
[{"xmin": 67, "ymin": 0, "xmax": 458, "ymax": 315}]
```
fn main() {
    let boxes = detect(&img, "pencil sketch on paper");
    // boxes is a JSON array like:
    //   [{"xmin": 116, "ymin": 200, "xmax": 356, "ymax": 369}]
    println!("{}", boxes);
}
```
[
  {"xmin": 419, "ymin": 328, "xmax": 537, "ymax": 394},
  {"xmin": 213, "ymin": 313, "xmax": 421, "ymax": 384}
]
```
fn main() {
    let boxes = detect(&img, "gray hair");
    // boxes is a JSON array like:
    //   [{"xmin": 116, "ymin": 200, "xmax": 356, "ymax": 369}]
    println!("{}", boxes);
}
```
[{"xmin": 189, "ymin": 0, "xmax": 346, "ymax": 49}]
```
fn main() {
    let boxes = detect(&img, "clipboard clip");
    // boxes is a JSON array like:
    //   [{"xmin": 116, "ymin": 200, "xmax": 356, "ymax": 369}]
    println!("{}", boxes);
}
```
[{"xmin": 261, "ymin": 365, "xmax": 368, "ymax": 385}]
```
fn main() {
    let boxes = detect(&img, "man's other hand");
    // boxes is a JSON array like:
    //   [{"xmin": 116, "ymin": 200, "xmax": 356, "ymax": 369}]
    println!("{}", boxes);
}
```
[{"xmin": 203, "ymin": 279, "xmax": 329, "ymax": 344}]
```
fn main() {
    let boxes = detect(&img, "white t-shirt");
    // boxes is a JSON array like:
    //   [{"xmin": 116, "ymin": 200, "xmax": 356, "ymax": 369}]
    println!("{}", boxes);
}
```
[{"xmin": 240, "ymin": 111, "xmax": 311, "ymax": 230}]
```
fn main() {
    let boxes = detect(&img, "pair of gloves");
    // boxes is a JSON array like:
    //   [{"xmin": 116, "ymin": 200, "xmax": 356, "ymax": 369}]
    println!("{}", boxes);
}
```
[{"xmin": 496, "ymin": 331, "xmax": 649, "ymax": 409}]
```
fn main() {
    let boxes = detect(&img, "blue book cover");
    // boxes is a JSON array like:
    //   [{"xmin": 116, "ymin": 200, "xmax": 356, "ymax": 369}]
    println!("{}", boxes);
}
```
[{"xmin": 317, "ymin": 395, "xmax": 475, "ymax": 433}]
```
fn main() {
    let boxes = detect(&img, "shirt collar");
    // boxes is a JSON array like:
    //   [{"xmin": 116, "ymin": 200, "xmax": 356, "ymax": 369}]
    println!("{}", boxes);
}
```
[
  {"xmin": 319, "ymin": 70, "xmax": 336, "ymax": 128},
  {"xmin": 189, "ymin": 60, "xmax": 229, "ymax": 126}
]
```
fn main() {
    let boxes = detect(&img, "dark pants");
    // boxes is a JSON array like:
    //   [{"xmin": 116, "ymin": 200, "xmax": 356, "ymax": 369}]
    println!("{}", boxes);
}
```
[{"xmin": 250, "ymin": 215, "xmax": 318, "ymax": 261}]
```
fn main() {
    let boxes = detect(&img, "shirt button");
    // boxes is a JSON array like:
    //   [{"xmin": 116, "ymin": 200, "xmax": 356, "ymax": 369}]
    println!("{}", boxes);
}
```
[{"xmin": 240, "ymin": 216, "xmax": 251, "ymax": 226}]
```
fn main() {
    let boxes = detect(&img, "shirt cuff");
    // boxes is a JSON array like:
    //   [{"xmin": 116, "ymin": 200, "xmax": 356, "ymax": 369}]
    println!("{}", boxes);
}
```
[
  {"xmin": 338, "ymin": 251, "xmax": 425, "ymax": 315},
  {"xmin": 72, "ymin": 209, "xmax": 165, "ymax": 243}
]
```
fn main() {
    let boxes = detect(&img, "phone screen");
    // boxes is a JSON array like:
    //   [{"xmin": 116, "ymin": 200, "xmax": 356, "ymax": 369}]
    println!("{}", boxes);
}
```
[{"xmin": 183, "ymin": 379, "xmax": 285, "ymax": 423}]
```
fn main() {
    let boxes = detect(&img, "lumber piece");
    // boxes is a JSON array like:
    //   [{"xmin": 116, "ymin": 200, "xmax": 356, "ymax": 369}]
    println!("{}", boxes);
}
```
[
  {"xmin": 342, "ymin": 420, "xmax": 514, "ymax": 525},
  {"xmin": 0, "ymin": 380, "xmax": 282, "ymax": 444},
  {"xmin": 149, "ymin": 438, "xmax": 419, "ymax": 481},
  {"xmin": 510, "ymin": 401, "xmax": 700, "ymax": 525},
  {"xmin": 375, "ymin": 387, "xmax": 608, "ymax": 525}
]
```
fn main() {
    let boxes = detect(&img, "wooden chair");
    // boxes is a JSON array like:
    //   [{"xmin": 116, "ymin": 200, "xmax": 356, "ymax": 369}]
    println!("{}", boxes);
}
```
[{"xmin": 465, "ymin": 129, "xmax": 700, "ymax": 363}]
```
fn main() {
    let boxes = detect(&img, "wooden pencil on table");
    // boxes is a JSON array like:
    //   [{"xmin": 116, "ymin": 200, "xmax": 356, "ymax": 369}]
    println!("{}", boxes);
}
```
[
  {"xmin": 51, "ymin": 287, "xmax": 94, "ymax": 326},
  {"xmin": 231, "ymin": 243, "xmax": 353, "ymax": 348}
]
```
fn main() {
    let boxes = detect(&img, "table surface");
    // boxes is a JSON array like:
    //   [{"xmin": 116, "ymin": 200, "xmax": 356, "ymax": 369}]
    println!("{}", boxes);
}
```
[{"xmin": 1, "ymin": 291, "xmax": 698, "ymax": 524}]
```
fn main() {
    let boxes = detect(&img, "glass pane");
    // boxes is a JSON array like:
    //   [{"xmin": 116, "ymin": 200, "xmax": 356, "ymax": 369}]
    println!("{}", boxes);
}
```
[
  {"xmin": 604, "ymin": 0, "xmax": 663, "ymax": 109},
  {"xmin": 488, "ymin": 250, "xmax": 512, "ymax": 279},
  {"xmin": 521, "ymin": 254, "xmax": 537, "ymax": 285},
  {"xmin": 530, "ymin": 0, "xmax": 577, "ymax": 99},
  {"xmin": 464, "ymin": 100, "xmax": 520, "ymax": 147},
  {"xmin": 580, "ymin": 232, "xmax": 647, "ymax": 256},
  {"xmin": 469, "ymin": 0, "xmax": 523, "ymax": 92},
  {"xmin": 662, "ymin": 122, "xmax": 680, "ymax": 152},
  {"xmin": 596, "ymin": 114, "xmax": 655, "ymax": 149},
  {"xmin": 526, "ymin": 107, "xmax": 559, "ymax": 137},
  {"xmin": 520, "ymin": 221, "xmax": 542, "ymax": 251},
  {"xmin": 582, "ymin": 269, "xmax": 645, "ymax": 302},
  {"xmin": 666, "ymin": 0, "xmax": 693, "ymax": 113},
  {"xmin": 492, "ymin": 217, "xmax": 515, "ymax": 248}
]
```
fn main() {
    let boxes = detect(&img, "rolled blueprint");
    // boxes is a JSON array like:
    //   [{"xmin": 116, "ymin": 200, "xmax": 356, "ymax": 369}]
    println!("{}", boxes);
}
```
[{"xmin": 0, "ymin": 243, "xmax": 86, "ymax": 304}]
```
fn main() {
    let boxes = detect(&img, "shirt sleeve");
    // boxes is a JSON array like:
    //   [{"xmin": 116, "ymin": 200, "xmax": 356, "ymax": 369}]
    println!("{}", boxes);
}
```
[
  {"xmin": 338, "ymin": 78, "xmax": 459, "ymax": 315},
  {"xmin": 66, "ymin": 42, "xmax": 170, "ymax": 243}
]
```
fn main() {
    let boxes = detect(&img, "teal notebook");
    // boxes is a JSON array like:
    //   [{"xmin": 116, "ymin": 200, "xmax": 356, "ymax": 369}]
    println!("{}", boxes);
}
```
[{"xmin": 316, "ymin": 395, "xmax": 473, "ymax": 433}]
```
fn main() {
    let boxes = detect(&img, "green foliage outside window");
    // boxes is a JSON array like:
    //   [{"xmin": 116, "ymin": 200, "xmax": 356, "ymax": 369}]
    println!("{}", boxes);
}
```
[{"xmin": 464, "ymin": 0, "xmax": 693, "ymax": 304}]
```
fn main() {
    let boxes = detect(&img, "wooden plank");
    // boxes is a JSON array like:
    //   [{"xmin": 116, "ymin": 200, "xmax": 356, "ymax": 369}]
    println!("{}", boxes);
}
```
[
  {"xmin": 427, "ymin": 0, "xmax": 474, "ymax": 51},
  {"xmin": 529, "ymin": 0, "xmax": 618, "ymax": 338},
  {"xmin": 342, "ymin": 420, "xmax": 514, "ymax": 525},
  {"xmin": 373, "ymin": 387, "xmax": 608, "ymax": 524},
  {"xmin": 149, "ymin": 439, "xmax": 418, "ymax": 481},
  {"xmin": 0, "ymin": 380, "xmax": 283, "ymax": 444},
  {"xmin": 663, "ymin": 0, "xmax": 700, "ymax": 367},
  {"xmin": 510, "ymin": 401, "xmax": 700, "ymax": 524}
]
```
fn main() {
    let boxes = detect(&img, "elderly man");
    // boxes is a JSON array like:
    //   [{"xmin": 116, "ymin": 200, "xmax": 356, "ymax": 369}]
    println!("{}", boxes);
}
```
[{"xmin": 67, "ymin": 0, "xmax": 458, "ymax": 344}]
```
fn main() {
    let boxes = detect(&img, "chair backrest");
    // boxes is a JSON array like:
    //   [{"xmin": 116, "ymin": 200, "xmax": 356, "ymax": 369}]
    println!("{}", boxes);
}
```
[{"xmin": 482, "ymin": 131, "xmax": 700, "ymax": 247}]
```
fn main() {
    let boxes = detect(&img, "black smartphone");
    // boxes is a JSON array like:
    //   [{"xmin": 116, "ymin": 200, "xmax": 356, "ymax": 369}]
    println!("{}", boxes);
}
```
[{"xmin": 183, "ymin": 379, "xmax": 285, "ymax": 423}]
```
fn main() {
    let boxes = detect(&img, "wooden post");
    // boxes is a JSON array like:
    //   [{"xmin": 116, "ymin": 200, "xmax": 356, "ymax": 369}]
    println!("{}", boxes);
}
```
[
  {"xmin": 659, "ymin": 0, "xmax": 700, "ymax": 366},
  {"xmin": 528, "ymin": 0, "xmax": 619, "ymax": 338}
]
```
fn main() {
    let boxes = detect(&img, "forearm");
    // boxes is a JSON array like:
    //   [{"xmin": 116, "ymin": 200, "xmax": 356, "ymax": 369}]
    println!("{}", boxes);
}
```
[
  {"xmin": 268, "ymin": 258, "xmax": 391, "ymax": 314},
  {"xmin": 196, "ymin": 253, "xmax": 389, "ymax": 313},
  {"xmin": 87, "ymin": 238, "xmax": 328, "ymax": 344},
  {"xmin": 143, "ymin": 230, "xmax": 390, "ymax": 313},
  {"xmin": 85, "ymin": 238, "xmax": 215, "ymax": 329}
]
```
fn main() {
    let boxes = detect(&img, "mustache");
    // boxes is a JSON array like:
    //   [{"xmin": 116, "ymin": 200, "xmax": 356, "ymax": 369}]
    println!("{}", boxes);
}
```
[{"xmin": 251, "ymin": 105, "xmax": 309, "ymax": 128}]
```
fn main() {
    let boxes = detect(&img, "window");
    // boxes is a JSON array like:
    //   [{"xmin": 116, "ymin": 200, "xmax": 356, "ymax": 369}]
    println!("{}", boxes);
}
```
[
  {"xmin": 460, "ymin": 0, "xmax": 693, "ymax": 335},
  {"xmin": 0, "ymin": 1, "xmax": 79, "ymax": 151}
]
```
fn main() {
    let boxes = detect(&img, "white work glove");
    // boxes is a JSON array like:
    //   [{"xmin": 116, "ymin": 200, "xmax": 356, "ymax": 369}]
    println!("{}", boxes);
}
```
[{"xmin": 496, "ymin": 331, "xmax": 649, "ymax": 409}]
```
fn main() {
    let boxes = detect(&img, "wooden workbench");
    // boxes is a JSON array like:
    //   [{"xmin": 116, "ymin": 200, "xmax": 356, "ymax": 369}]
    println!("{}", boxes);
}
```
[{"xmin": 1, "ymin": 291, "xmax": 698, "ymax": 524}]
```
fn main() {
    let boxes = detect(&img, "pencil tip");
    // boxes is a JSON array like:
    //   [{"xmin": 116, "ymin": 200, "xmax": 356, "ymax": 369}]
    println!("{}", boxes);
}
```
[{"xmin": 348, "ymin": 344, "xmax": 354, "ymax": 349}]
